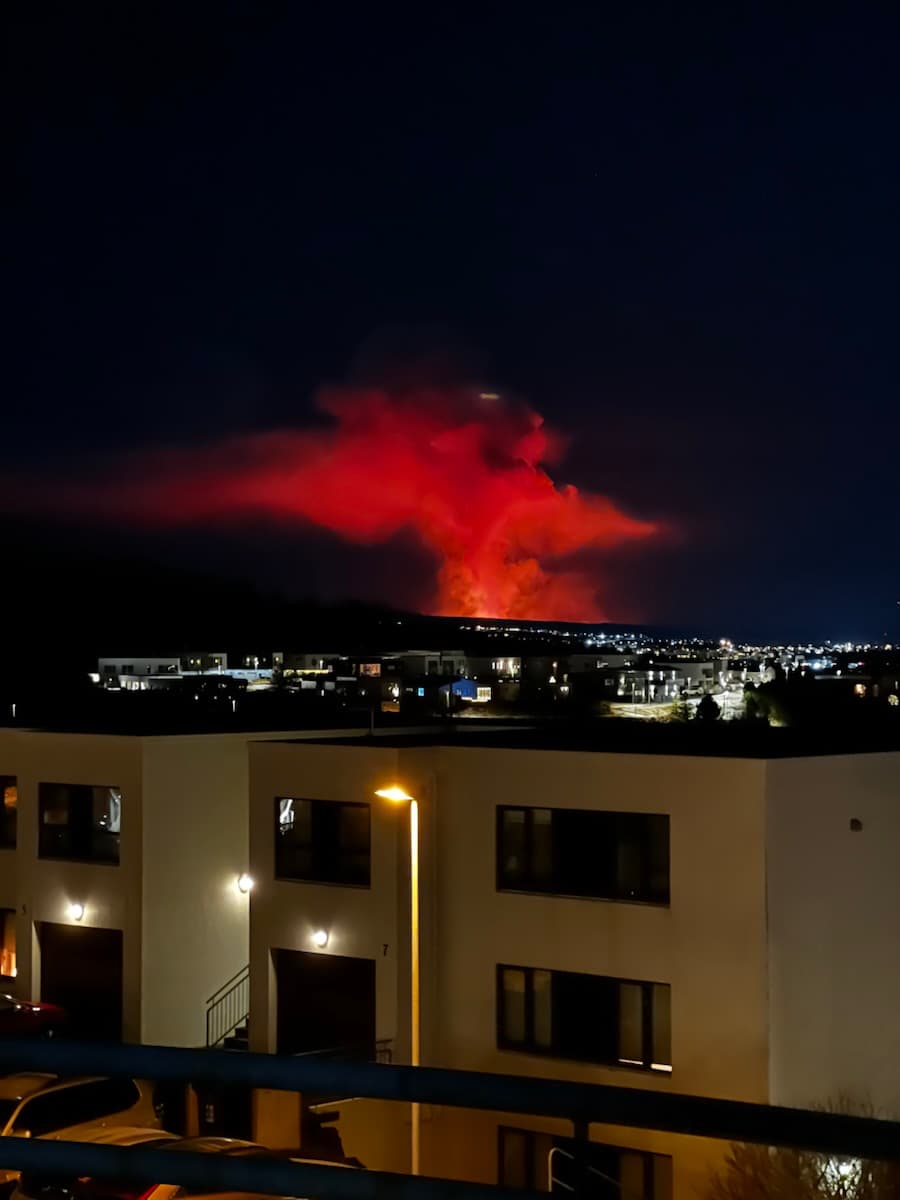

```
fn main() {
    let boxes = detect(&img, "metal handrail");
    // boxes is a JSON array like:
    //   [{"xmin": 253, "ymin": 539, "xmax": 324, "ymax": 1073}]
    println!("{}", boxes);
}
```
[
  {"xmin": 547, "ymin": 1146, "xmax": 644, "ymax": 1200},
  {"xmin": 205, "ymin": 965, "xmax": 250, "ymax": 1047},
  {"xmin": 206, "ymin": 963, "xmax": 250, "ymax": 1006}
]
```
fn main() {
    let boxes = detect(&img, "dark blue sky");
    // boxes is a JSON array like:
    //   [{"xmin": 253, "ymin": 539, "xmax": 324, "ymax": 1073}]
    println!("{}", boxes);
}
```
[{"xmin": 6, "ymin": 4, "xmax": 900, "ymax": 641}]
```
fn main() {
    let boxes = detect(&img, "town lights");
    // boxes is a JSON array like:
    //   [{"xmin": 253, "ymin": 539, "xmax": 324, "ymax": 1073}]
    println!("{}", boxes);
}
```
[
  {"xmin": 236, "ymin": 873, "xmax": 254, "ymax": 894},
  {"xmin": 66, "ymin": 902, "xmax": 85, "ymax": 922},
  {"xmin": 311, "ymin": 929, "xmax": 329, "ymax": 949}
]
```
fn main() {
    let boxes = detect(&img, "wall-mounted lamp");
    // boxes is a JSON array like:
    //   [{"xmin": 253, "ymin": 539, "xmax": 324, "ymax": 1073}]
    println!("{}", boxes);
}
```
[
  {"xmin": 311, "ymin": 929, "xmax": 329, "ymax": 949},
  {"xmin": 66, "ymin": 902, "xmax": 85, "ymax": 922},
  {"xmin": 236, "ymin": 873, "xmax": 254, "ymax": 894}
]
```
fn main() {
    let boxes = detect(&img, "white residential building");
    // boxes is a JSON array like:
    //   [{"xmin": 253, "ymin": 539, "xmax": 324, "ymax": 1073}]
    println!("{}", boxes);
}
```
[
  {"xmin": 0, "ymin": 725, "xmax": 334, "ymax": 1047},
  {"xmin": 246, "ymin": 731, "xmax": 900, "ymax": 1195}
]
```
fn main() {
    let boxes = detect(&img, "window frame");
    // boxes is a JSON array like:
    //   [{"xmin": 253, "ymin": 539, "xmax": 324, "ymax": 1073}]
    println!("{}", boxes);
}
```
[
  {"xmin": 274, "ymin": 796, "xmax": 371, "ymax": 888},
  {"xmin": 496, "ymin": 805, "xmax": 670, "ymax": 905},
  {"xmin": 0, "ymin": 776, "xmax": 16, "ymax": 850},
  {"xmin": 496, "ymin": 964, "xmax": 671, "ymax": 1072},
  {"xmin": 497, "ymin": 1125, "xmax": 672, "ymax": 1200},
  {"xmin": 37, "ymin": 783, "xmax": 121, "ymax": 865},
  {"xmin": 0, "ymin": 907, "xmax": 16, "ymax": 982}
]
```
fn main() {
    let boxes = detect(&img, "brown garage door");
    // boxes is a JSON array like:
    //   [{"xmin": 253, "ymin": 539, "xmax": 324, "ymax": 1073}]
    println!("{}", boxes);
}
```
[
  {"xmin": 39, "ymin": 923, "xmax": 123, "ymax": 1041},
  {"xmin": 274, "ymin": 947, "xmax": 375, "ymax": 1058}
]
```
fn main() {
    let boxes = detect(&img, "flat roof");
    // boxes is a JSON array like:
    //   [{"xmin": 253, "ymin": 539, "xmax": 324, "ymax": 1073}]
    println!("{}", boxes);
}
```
[{"xmin": 280, "ymin": 719, "xmax": 900, "ymax": 759}]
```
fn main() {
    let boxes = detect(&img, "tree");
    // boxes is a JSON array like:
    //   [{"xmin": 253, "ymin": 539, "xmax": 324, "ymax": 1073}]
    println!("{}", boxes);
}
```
[
  {"xmin": 704, "ymin": 1101, "xmax": 900, "ymax": 1200},
  {"xmin": 705, "ymin": 1138, "xmax": 900, "ymax": 1200},
  {"xmin": 696, "ymin": 694, "xmax": 721, "ymax": 722}
]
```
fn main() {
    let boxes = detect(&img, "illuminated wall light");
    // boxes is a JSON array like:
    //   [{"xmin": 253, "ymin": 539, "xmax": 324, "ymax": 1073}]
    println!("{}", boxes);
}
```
[
  {"xmin": 66, "ymin": 902, "xmax": 85, "ymax": 922},
  {"xmin": 311, "ymin": 929, "xmax": 329, "ymax": 949},
  {"xmin": 236, "ymin": 873, "xmax": 254, "ymax": 894}
]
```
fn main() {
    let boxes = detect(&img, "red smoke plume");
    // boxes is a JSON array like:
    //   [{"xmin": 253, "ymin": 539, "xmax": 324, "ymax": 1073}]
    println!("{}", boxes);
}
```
[{"xmin": 43, "ymin": 388, "xmax": 657, "ymax": 621}]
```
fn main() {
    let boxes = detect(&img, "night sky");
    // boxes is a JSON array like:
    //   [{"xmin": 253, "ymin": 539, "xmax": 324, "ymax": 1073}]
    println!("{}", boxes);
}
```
[{"xmin": 7, "ymin": 5, "xmax": 900, "ymax": 641}]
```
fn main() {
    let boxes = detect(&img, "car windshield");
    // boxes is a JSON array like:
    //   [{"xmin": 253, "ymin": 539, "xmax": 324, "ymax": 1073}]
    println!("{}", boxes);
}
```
[
  {"xmin": 0, "ymin": 994, "xmax": 18, "ymax": 1010},
  {"xmin": 0, "ymin": 1100, "xmax": 18, "ymax": 1127}
]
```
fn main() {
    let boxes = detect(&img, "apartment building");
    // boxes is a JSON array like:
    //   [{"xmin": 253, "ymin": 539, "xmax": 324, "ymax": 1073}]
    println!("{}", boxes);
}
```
[
  {"xmin": 0, "ymin": 724, "xmax": 331, "ymax": 1047},
  {"xmin": 246, "ymin": 729, "xmax": 900, "ymax": 1196}
]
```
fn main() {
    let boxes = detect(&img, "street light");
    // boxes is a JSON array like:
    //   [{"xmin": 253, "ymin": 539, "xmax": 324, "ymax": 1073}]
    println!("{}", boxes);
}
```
[{"xmin": 374, "ymin": 784, "xmax": 420, "ymax": 1176}]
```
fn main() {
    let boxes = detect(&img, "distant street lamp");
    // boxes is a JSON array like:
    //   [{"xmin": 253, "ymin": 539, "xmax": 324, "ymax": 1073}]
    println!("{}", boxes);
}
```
[{"xmin": 375, "ymin": 784, "xmax": 420, "ymax": 1176}]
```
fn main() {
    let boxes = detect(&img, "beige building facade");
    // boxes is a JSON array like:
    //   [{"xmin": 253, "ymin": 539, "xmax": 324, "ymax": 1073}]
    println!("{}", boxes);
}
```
[{"xmin": 247, "ymin": 735, "xmax": 900, "ymax": 1195}]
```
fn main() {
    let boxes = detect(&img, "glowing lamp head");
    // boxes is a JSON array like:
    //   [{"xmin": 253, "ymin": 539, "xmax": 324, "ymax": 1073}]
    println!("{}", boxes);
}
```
[
  {"xmin": 67, "ymin": 902, "xmax": 85, "ymax": 922},
  {"xmin": 236, "ymin": 873, "xmax": 254, "ymax": 894},
  {"xmin": 375, "ymin": 785, "xmax": 414, "ymax": 804},
  {"xmin": 311, "ymin": 929, "xmax": 329, "ymax": 949}
]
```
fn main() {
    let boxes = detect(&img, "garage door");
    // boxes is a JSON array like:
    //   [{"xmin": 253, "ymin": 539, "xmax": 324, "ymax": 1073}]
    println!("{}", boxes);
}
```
[
  {"xmin": 274, "ymin": 948, "xmax": 375, "ymax": 1057},
  {"xmin": 39, "ymin": 923, "xmax": 123, "ymax": 1041}
]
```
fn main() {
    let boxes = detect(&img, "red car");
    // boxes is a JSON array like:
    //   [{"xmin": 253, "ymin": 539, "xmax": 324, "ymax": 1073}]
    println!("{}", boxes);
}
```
[{"xmin": 0, "ymin": 992, "xmax": 68, "ymax": 1038}]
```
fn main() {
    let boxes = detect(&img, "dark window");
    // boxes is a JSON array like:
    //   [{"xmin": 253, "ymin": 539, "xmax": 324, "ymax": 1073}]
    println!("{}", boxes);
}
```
[
  {"xmin": 498, "ymin": 1126, "xmax": 672, "ymax": 1200},
  {"xmin": 497, "ymin": 807, "xmax": 669, "ymax": 904},
  {"xmin": 0, "ymin": 776, "xmax": 16, "ymax": 849},
  {"xmin": 275, "ymin": 798, "xmax": 370, "ymax": 886},
  {"xmin": 38, "ymin": 784, "xmax": 121, "ymax": 864},
  {"xmin": 497, "ymin": 965, "xmax": 671, "ymax": 1071}
]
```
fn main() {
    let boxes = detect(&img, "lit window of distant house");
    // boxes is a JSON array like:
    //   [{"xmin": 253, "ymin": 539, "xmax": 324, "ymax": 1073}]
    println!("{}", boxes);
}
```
[
  {"xmin": 497, "ymin": 965, "xmax": 671, "ymax": 1072},
  {"xmin": 359, "ymin": 663, "xmax": 381, "ymax": 677},
  {"xmin": 497, "ymin": 807, "xmax": 669, "ymax": 904},
  {"xmin": 275, "ymin": 797, "xmax": 370, "ymax": 886},
  {"xmin": 498, "ymin": 1126, "xmax": 672, "ymax": 1200},
  {"xmin": 0, "ymin": 778, "xmax": 16, "ymax": 849},
  {"xmin": 38, "ymin": 784, "xmax": 121, "ymax": 864},
  {"xmin": 0, "ymin": 909, "xmax": 15, "ymax": 979}
]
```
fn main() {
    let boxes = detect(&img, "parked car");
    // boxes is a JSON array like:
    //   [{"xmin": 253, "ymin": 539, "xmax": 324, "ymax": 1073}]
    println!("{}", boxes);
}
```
[
  {"xmin": 0, "ymin": 1075, "xmax": 161, "ymax": 1193},
  {"xmin": 0, "ymin": 996, "xmax": 68, "ymax": 1040},
  {"xmin": 147, "ymin": 1140, "xmax": 355, "ymax": 1200},
  {"xmin": 11, "ymin": 1133, "xmax": 354, "ymax": 1200},
  {"xmin": 12, "ymin": 1127, "xmax": 180, "ymax": 1200}
]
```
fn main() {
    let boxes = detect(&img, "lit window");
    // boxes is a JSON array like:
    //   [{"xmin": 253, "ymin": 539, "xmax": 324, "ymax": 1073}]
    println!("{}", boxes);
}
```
[
  {"xmin": 0, "ymin": 909, "xmax": 15, "ymax": 979},
  {"xmin": 0, "ymin": 778, "xmax": 16, "ymax": 849}
]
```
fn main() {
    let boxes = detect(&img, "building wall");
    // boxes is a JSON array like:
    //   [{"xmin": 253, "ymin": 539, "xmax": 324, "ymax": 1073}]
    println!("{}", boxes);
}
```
[
  {"xmin": 0, "ymin": 730, "xmax": 145, "ymax": 1039},
  {"xmin": 432, "ymin": 747, "xmax": 771, "ymax": 1104},
  {"xmin": 248, "ymin": 740, "xmax": 772, "ymax": 1190},
  {"xmin": 247, "ymin": 740, "xmax": 404, "ymax": 1055},
  {"xmin": 140, "ymin": 734, "xmax": 256, "ymax": 1047},
  {"xmin": 765, "ymin": 753, "xmax": 900, "ymax": 1116}
]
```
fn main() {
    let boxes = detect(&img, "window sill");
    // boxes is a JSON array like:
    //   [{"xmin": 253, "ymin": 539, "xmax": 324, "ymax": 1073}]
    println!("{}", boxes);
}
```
[
  {"xmin": 496, "ymin": 1044, "xmax": 672, "ymax": 1076},
  {"xmin": 36, "ymin": 854, "xmax": 120, "ymax": 867},
  {"xmin": 273, "ymin": 875, "xmax": 371, "ymax": 891},
  {"xmin": 497, "ymin": 885, "xmax": 670, "ymax": 908}
]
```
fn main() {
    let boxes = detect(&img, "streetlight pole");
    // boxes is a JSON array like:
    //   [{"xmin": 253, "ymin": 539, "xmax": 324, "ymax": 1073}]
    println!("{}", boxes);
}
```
[{"xmin": 375, "ymin": 785, "xmax": 420, "ymax": 1175}]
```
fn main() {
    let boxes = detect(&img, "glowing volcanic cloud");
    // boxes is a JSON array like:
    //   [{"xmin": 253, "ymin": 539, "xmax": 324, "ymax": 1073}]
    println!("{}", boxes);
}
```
[{"xmin": 46, "ymin": 387, "xmax": 658, "ymax": 621}]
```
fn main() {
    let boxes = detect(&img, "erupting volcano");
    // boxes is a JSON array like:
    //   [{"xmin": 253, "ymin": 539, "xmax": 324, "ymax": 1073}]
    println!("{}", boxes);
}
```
[{"xmin": 35, "ymin": 386, "xmax": 658, "ymax": 621}]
